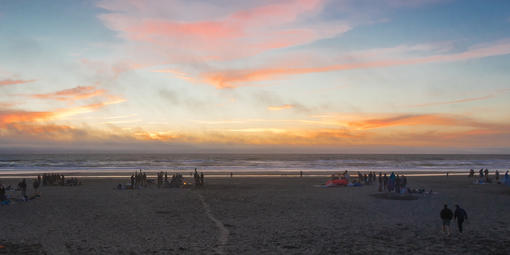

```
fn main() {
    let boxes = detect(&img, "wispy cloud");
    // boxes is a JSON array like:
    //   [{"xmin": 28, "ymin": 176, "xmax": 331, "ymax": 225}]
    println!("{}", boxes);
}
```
[
  {"xmin": 200, "ymin": 40, "xmax": 510, "ymax": 88},
  {"xmin": 32, "ymin": 86, "xmax": 106, "ymax": 101},
  {"xmin": 0, "ymin": 79, "xmax": 35, "ymax": 86},
  {"xmin": 347, "ymin": 113, "xmax": 487, "ymax": 130},
  {"xmin": 407, "ymin": 89, "xmax": 510, "ymax": 107},
  {"xmin": 97, "ymin": 0, "xmax": 350, "ymax": 65},
  {"xmin": 267, "ymin": 104, "xmax": 295, "ymax": 111},
  {"xmin": 152, "ymin": 69, "xmax": 193, "ymax": 81},
  {"xmin": 0, "ymin": 97, "xmax": 126, "ymax": 126}
]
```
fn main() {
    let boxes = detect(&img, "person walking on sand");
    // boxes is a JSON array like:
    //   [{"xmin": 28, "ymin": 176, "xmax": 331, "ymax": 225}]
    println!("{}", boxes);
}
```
[
  {"xmin": 495, "ymin": 170, "xmax": 500, "ymax": 181},
  {"xmin": 440, "ymin": 204, "xmax": 453, "ymax": 236},
  {"xmin": 454, "ymin": 205, "xmax": 468, "ymax": 233}
]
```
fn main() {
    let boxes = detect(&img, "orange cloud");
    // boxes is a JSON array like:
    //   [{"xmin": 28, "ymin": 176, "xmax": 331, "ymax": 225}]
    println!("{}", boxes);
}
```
[
  {"xmin": 32, "ymin": 86, "xmax": 106, "ymax": 101},
  {"xmin": 0, "ymin": 111, "xmax": 54, "ymax": 126},
  {"xmin": 347, "ymin": 114, "xmax": 481, "ymax": 130},
  {"xmin": 267, "ymin": 104, "xmax": 295, "ymax": 111},
  {"xmin": 0, "ymin": 79, "xmax": 35, "ymax": 86},
  {"xmin": 5, "ymin": 123, "xmax": 75, "ymax": 137},
  {"xmin": 200, "ymin": 40, "xmax": 510, "ymax": 88},
  {"xmin": 2, "ymin": 115, "xmax": 510, "ymax": 150},
  {"xmin": 0, "ymin": 97, "xmax": 126, "ymax": 126},
  {"xmin": 53, "ymin": 96, "xmax": 126, "ymax": 119}
]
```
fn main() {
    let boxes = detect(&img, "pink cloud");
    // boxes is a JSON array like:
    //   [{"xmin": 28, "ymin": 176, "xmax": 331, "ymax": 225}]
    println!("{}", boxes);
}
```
[
  {"xmin": 32, "ymin": 86, "xmax": 106, "ymax": 101},
  {"xmin": 0, "ymin": 79, "xmax": 35, "ymax": 86},
  {"xmin": 200, "ymin": 40, "xmax": 510, "ymax": 88},
  {"xmin": 98, "ymin": 0, "xmax": 348, "ymax": 61}
]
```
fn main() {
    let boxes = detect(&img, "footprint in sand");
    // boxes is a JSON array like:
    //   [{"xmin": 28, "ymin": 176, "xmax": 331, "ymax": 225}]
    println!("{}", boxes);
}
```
[{"xmin": 197, "ymin": 192, "xmax": 230, "ymax": 255}]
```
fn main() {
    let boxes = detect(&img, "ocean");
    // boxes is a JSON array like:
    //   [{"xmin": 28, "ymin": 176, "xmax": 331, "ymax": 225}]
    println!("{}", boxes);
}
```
[{"xmin": 0, "ymin": 154, "xmax": 509, "ymax": 173}]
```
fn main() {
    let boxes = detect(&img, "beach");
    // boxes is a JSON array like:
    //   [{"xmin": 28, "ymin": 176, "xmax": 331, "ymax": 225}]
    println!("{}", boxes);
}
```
[{"xmin": 1, "ymin": 174, "xmax": 510, "ymax": 254}]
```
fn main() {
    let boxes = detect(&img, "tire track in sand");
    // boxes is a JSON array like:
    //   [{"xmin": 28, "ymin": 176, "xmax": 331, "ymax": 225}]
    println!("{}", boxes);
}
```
[{"xmin": 197, "ymin": 192, "xmax": 229, "ymax": 254}]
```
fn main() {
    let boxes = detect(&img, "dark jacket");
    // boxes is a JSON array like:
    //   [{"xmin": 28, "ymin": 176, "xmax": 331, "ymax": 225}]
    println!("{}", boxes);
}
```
[
  {"xmin": 440, "ymin": 208, "xmax": 453, "ymax": 220},
  {"xmin": 454, "ymin": 208, "xmax": 468, "ymax": 221}
]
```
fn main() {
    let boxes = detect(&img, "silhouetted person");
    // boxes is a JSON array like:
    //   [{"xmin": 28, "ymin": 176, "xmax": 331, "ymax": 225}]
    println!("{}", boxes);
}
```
[
  {"xmin": 495, "ymin": 170, "xmax": 500, "ymax": 181},
  {"xmin": 389, "ymin": 172, "xmax": 396, "ymax": 192},
  {"xmin": 454, "ymin": 205, "xmax": 468, "ymax": 233},
  {"xmin": 33, "ymin": 179, "xmax": 40, "ymax": 194},
  {"xmin": 378, "ymin": 173, "xmax": 382, "ymax": 192},
  {"xmin": 0, "ymin": 185, "xmax": 6, "ymax": 201},
  {"xmin": 200, "ymin": 172, "xmax": 204, "ymax": 186},
  {"xmin": 300, "ymin": 171, "xmax": 303, "ymax": 178},
  {"xmin": 130, "ymin": 175, "xmax": 135, "ymax": 189},
  {"xmin": 383, "ymin": 173, "xmax": 388, "ymax": 191},
  {"xmin": 395, "ymin": 175, "xmax": 401, "ymax": 193},
  {"xmin": 19, "ymin": 179, "xmax": 27, "ymax": 199},
  {"xmin": 440, "ymin": 204, "xmax": 453, "ymax": 236},
  {"xmin": 230, "ymin": 172, "xmax": 233, "ymax": 178}
]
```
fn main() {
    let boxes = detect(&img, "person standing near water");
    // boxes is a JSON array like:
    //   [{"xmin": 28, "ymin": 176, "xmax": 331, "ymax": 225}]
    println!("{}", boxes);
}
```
[
  {"xmin": 454, "ymin": 205, "xmax": 468, "ymax": 233},
  {"xmin": 383, "ymin": 173, "xmax": 388, "ymax": 192},
  {"xmin": 378, "ymin": 173, "xmax": 382, "ymax": 192},
  {"xmin": 440, "ymin": 204, "xmax": 453, "ymax": 236}
]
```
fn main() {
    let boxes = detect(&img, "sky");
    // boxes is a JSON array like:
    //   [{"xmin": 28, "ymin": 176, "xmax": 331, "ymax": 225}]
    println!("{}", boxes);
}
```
[{"xmin": 1, "ymin": 0, "xmax": 510, "ymax": 153}]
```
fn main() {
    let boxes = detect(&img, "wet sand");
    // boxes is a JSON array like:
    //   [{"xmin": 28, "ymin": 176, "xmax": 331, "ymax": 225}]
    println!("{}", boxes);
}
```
[{"xmin": 1, "ymin": 175, "xmax": 509, "ymax": 254}]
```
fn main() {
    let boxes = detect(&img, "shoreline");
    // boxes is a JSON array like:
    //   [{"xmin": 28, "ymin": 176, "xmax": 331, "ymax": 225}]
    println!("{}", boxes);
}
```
[{"xmin": 0, "ymin": 170, "xmax": 485, "ymax": 179}]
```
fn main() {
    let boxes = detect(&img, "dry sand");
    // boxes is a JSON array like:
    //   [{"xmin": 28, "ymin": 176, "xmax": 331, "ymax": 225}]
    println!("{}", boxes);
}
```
[{"xmin": 1, "ymin": 175, "xmax": 510, "ymax": 254}]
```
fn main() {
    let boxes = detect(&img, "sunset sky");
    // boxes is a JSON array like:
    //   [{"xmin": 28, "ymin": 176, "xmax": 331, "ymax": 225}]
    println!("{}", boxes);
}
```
[{"xmin": 1, "ymin": 0, "xmax": 510, "ymax": 153}]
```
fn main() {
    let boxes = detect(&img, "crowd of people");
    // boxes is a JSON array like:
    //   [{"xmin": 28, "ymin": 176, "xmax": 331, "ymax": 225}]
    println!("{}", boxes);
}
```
[
  {"xmin": 156, "ymin": 171, "xmax": 185, "ymax": 188},
  {"xmin": 0, "ymin": 178, "xmax": 41, "ymax": 205},
  {"xmin": 469, "ymin": 168, "xmax": 510, "ymax": 185},
  {"xmin": 122, "ymin": 169, "xmax": 204, "ymax": 190},
  {"xmin": 41, "ymin": 173, "xmax": 64, "ymax": 186},
  {"xmin": 193, "ymin": 168, "xmax": 205, "ymax": 187},
  {"xmin": 130, "ymin": 170, "xmax": 148, "ymax": 189},
  {"xmin": 378, "ymin": 172, "xmax": 407, "ymax": 193}
]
